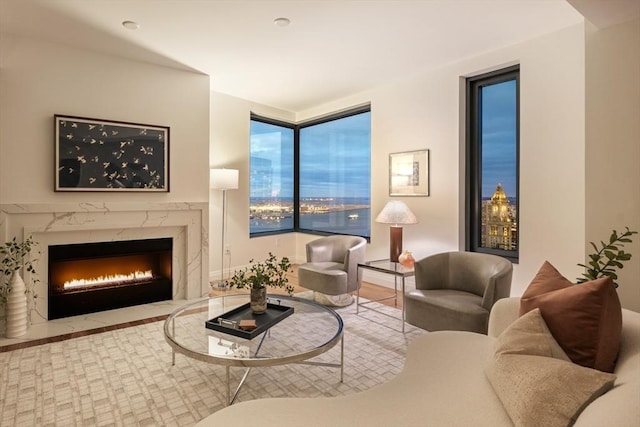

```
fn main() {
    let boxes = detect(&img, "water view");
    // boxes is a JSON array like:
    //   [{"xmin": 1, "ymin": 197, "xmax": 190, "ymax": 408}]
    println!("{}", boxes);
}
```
[{"xmin": 250, "ymin": 197, "xmax": 370, "ymax": 237}]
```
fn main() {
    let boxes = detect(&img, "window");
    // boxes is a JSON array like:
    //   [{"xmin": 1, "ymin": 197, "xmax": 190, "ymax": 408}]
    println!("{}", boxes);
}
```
[
  {"xmin": 299, "ymin": 110, "xmax": 371, "ymax": 236},
  {"xmin": 250, "ymin": 107, "xmax": 371, "ymax": 238},
  {"xmin": 466, "ymin": 66, "xmax": 519, "ymax": 262},
  {"xmin": 249, "ymin": 119, "xmax": 294, "ymax": 234}
]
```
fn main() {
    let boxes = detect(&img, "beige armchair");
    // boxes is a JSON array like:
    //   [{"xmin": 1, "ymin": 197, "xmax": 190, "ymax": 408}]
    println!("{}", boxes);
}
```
[
  {"xmin": 405, "ymin": 251, "xmax": 512, "ymax": 334},
  {"xmin": 298, "ymin": 235, "xmax": 367, "ymax": 306}
]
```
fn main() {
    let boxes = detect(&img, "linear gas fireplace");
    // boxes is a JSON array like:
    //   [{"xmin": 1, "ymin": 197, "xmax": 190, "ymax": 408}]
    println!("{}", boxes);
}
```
[{"xmin": 48, "ymin": 238, "xmax": 173, "ymax": 319}]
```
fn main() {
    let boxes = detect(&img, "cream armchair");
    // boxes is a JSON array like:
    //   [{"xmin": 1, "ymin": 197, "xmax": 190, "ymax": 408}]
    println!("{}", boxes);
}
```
[
  {"xmin": 405, "ymin": 251, "xmax": 512, "ymax": 334},
  {"xmin": 298, "ymin": 235, "xmax": 367, "ymax": 306}
]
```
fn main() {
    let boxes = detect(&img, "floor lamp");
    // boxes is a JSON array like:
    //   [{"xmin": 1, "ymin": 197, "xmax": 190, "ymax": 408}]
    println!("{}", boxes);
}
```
[
  {"xmin": 211, "ymin": 168, "xmax": 239, "ymax": 288},
  {"xmin": 375, "ymin": 200, "xmax": 418, "ymax": 263}
]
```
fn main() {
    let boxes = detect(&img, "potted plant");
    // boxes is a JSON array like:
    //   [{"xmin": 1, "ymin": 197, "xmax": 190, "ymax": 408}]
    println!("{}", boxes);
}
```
[
  {"xmin": 228, "ymin": 253, "xmax": 294, "ymax": 314},
  {"xmin": 1, "ymin": 236, "xmax": 40, "ymax": 337},
  {"xmin": 577, "ymin": 227, "xmax": 637, "ymax": 288}
]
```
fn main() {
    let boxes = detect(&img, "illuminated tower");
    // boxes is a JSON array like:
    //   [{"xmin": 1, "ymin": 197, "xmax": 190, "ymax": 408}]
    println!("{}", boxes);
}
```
[{"xmin": 481, "ymin": 184, "xmax": 517, "ymax": 250}]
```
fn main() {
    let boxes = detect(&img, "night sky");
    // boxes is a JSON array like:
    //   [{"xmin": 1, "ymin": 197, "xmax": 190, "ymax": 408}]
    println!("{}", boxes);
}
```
[{"xmin": 481, "ymin": 79, "xmax": 517, "ymax": 199}]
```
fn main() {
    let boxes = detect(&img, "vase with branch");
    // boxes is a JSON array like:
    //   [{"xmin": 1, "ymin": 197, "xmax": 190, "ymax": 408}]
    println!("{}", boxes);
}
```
[
  {"xmin": 1, "ymin": 236, "xmax": 40, "ymax": 337},
  {"xmin": 227, "ymin": 253, "xmax": 294, "ymax": 313}
]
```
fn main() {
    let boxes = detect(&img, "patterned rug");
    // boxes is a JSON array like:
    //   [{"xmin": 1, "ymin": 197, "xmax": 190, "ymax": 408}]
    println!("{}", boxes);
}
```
[{"xmin": 0, "ymin": 298, "xmax": 426, "ymax": 426}]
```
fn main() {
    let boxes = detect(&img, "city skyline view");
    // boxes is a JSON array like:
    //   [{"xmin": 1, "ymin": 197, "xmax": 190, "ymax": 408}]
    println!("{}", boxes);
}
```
[
  {"xmin": 250, "ymin": 111, "xmax": 371, "ymax": 237},
  {"xmin": 250, "ymin": 80, "xmax": 516, "ymax": 244},
  {"xmin": 479, "ymin": 77, "xmax": 518, "ymax": 252}
]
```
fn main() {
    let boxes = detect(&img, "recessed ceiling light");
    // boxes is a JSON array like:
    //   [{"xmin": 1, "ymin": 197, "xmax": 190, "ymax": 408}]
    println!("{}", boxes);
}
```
[
  {"xmin": 273, "ymin": 17, "xmax": 291, "ymax": 27},
  {"xmin": 122, "ymin": 20, "xmax": 140, "ymax": 30}
]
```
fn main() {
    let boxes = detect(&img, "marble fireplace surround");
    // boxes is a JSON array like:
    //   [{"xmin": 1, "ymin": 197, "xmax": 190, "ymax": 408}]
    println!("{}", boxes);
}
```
[{"xmin": 0, "ymin": 202, "xmax": 209, "ymax": 325}]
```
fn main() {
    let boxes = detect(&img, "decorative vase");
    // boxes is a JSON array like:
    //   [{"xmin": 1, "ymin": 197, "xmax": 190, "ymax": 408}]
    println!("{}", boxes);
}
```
[
  {"xmin": 250, "ymin": 287, "xmax": 267, "ymax": 314},
  {"xmin": 398, "ymin": 250, "xmax": 415, "ymax": 268},
  {"xmin": 6, "ymin": 271, "xmax": 28, "ymax": 338}
]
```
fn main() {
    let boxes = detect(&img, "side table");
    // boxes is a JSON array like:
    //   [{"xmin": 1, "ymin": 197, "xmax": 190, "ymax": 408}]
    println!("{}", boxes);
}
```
[{"xmin": 356, "ymin": 259, "xmax": 415, "ymax": 332}]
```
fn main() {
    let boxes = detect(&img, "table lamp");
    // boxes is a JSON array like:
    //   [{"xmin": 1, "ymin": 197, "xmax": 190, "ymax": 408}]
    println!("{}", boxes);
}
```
[{"xmin": 375, "ymin": 200, "xmax": 418, "ymax": 262}]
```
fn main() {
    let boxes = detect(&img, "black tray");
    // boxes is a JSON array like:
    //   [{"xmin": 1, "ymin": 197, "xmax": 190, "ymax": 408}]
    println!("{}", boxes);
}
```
[{"xmin": 205, "ymin": 302, "xmax": 294, "ymax": 340}]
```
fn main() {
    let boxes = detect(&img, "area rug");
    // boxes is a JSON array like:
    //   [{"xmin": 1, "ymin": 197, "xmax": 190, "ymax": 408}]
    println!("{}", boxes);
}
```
[{"xmin": 0, "ymin": 299, "xmax": 425, "ymax": 426}]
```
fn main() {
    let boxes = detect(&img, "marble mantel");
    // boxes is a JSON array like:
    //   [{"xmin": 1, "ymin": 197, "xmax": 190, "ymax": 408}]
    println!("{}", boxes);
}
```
[{"xmin": 0, "ymin": 202, "xmax": 209, "ymax": 324}]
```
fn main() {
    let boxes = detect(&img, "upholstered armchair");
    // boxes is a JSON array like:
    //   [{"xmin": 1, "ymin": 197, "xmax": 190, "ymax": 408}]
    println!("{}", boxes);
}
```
[
  {"xmin": 405, "ymin": 251, "xmax": 512, "ymax": 334},
  {"xmin": 298, "ymin": 235, "xmax": 367, "ymax": 306}
]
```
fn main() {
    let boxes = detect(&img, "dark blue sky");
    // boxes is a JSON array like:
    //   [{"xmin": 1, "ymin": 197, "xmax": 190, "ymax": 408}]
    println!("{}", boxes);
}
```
[
  {"xmin": 250, "ymin": 120, "xmax": 294, "ymax": 198},
  {"xmin": 251, "ymin": 86, "xmax": 515, "ymax": 202},
  {"xmin": 250, "ymin": 112, "xmax": 371, "ymax": 199},
  {"xmin": 299, "ymin": 112, "xmax": 371, "ymax": 199},
  {"xmin": 481, "ymin": 80, "xmax": 517, "ymax": 199}
]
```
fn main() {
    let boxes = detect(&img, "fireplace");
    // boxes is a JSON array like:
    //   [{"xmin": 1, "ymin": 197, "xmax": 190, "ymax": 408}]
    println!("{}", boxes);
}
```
[{"xmin": 48, "ymin": 238, "xmax": 173, "ymax": 319}]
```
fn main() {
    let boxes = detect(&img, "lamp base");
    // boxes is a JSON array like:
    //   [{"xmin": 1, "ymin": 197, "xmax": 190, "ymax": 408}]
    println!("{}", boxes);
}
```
[{"xmin": 390, "ymin": 226, "xmax": 403, "ymax": 263}]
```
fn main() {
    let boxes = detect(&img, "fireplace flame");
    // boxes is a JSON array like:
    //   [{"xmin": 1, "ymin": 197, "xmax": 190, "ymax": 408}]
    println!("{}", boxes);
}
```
[{"xmin": 63, "ymin": 270, "xmax": 154, "ymax": 290}]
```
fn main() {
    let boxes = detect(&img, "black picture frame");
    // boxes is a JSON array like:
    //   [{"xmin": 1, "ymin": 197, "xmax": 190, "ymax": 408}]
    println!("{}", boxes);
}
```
[{"xmin": 55, "ymin": 115, "xmax": 169, "ymax": 192}]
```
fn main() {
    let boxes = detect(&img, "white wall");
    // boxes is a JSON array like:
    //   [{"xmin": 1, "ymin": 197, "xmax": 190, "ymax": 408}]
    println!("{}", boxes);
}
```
[
  {"xmin": 585, "ymin": 18, "xmax": 640, "ymax": 311},
  {"xmin": 0, "ymin": 35, "xmax": 212, "ymax": 304},
  {"xmin": 209, "ymin": 92, "xmax": 296, "ymax": 281},
  {"xmin": 0, "ymin": 35, "xmax": 211, "ymax": 205},
  {"xmin": 211, "ymin": 24, "xmax": 589, "ymax": 298}
]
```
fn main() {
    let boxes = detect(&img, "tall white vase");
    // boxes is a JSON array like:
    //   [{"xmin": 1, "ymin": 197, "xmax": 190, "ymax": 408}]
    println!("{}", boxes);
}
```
[{"xmin": 6, "ymin": 271, "xmax": 28, "ymax": 338}]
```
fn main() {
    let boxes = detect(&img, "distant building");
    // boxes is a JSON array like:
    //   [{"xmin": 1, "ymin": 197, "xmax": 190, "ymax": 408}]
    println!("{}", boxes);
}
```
[{"xmin": 481, "ymin": 184, "xmax": 517, "ymax": 250}]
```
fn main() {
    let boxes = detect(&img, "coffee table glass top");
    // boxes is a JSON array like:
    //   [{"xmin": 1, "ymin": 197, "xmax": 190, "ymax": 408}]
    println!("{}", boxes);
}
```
[{"xmin": 164, "ymin": 293, "xmax": 343, "ymax": 367}]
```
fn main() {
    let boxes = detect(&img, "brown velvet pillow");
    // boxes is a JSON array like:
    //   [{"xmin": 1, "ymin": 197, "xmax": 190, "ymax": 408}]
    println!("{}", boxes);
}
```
[{"xmin": 520, "ymin": 261, "xmax": 622, "ymax": 372}]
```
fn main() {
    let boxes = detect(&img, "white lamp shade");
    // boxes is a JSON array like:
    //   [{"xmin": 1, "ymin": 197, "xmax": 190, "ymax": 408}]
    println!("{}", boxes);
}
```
[
  {"xmin": 210, "ymin": 168, "xmax": 239, "ymax": 190},
  {"xmin": 375, "ymin": 201, "xmax": 418, "ymax": 225}
]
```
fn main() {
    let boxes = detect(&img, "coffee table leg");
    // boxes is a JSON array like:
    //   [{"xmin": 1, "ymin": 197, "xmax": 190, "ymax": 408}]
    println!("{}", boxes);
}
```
[
  {"xmin": 225, "ymin": 332, "xmax": 270, "ymax": 406},
  {"xmin": 171, "ymin": 318, "xmax": 176, "ymax": 366},
  {"xmin": 226, "ymin": 366, "xmax": 231, "ymax": 406},
  {"xmin": 340, "ymin": 334, "xmax": 344, "ymax": 383}
]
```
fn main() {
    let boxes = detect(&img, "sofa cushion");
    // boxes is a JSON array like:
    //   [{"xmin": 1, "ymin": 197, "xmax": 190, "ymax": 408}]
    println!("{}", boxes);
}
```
[
  {"xmin": 519, "ymin": 261, "xmax": 622, "ymax": 372},
  {"xmin": 198, "ymin": 332, "xmax": 512, "ymax": 426},
  {"xmin": 485, "ymin": 309, "xmax": 617, "ymax": 427},
  {"xmin": 298, "ymin": 262, "xmax": 348, "ymax": 295}
]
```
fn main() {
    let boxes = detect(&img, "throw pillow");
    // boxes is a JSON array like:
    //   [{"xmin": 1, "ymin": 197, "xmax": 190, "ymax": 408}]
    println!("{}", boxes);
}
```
[
  {"xmin": 485, "ymin": 309, "xmax": 617, "ymax": 427},
  {"xmin": 519, "ymin": 261, "xmax": 622, "ymax": 372}
]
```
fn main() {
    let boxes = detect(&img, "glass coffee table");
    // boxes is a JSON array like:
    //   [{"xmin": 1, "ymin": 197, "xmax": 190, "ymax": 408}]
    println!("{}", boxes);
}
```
[{"xmin": 164, "ymin": 294, "xmax": 344, "ymax": 405}]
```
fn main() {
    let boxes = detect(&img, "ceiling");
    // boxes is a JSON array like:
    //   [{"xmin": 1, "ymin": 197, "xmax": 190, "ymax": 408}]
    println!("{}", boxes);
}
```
[{"xmin": 0, "ymin": 1, "xmax": 633, "ymax": 112}]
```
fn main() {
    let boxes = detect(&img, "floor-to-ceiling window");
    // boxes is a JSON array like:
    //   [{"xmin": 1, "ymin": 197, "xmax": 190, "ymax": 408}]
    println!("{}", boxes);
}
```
[
  {"xmin": 250, "ymin": 106, "xmax": 371, "ymax": 238},
  {"xmin": 466, "ymin": 66, "xmax": 519, "ymax": 262},
  {"xmin": 249, "ymin": 119, "xmax": 294, "ymax": 234},
  {"xmin": 299, "ymin": 109, "xmax": 371, "ymax": 237}
]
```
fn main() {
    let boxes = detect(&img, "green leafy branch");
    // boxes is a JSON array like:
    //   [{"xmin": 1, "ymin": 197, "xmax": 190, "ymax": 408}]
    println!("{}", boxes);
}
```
[
  {"xmin": 577, "ymin": 227, "xmax": 637, "ymax": 287},
  {"xmin": 229, "ymin": 252, "xmax": 294, "ymax": 295},
  {"xmin": 0, "ymin": 236, "xmax": 41, "ymax": 307}
]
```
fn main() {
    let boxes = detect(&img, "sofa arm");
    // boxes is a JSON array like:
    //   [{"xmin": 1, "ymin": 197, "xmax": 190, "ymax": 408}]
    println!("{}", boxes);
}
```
[{"xmin": 487, "ymin": 297, "xmax": 520, "ymax": 338}]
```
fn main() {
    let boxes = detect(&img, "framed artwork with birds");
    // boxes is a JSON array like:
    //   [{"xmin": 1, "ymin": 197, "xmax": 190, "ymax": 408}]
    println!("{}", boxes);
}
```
[{"xmin": 55, "ymin": 115, "xmax": 169, "ymax": 192}]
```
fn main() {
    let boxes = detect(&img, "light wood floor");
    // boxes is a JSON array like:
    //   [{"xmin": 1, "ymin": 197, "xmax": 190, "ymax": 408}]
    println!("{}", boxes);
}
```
[{"xmin": 209, "ymin": 264, "xmax": 404, "ymax": 309}]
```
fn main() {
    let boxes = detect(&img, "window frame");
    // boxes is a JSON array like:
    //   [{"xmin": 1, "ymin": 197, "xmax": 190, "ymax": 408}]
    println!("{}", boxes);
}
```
[
  {"xmin": 465, "ymin": 65, "xmax": 520, "ymax": 263},
  {"xmin": 249, "ymin": 114, "xmax": 296, "ymax": 237},
  {"xmin": 250, "ymin": 105, "xmax": 371, "ymax": 240}
]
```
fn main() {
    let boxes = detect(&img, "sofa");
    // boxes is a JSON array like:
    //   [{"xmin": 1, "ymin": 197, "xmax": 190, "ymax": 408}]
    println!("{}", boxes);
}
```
[{"xmin": 196, "ymin": 297, "xmax": 640, "ymax": 426}]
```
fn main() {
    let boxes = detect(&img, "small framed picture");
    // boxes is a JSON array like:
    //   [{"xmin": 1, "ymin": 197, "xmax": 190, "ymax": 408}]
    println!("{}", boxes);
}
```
[
  {"xmin": 55, "ymin": 115, "xmax": 169, "ymax": 192},
  {"xmin": 389, "ymin": 149, "xmax": 429, "ymax": 196}
]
